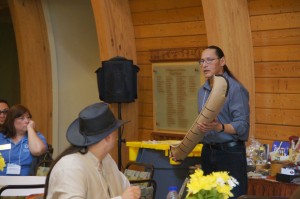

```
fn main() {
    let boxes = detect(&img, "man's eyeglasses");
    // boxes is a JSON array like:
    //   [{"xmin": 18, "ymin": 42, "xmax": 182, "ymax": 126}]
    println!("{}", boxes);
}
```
[
  {"xmin": 199, "ymin": 58, "xmax": 219, "ymax": 65},
  {"xmin": 0, "ymin": 109, "xmax": 9, "ymax": 115}
]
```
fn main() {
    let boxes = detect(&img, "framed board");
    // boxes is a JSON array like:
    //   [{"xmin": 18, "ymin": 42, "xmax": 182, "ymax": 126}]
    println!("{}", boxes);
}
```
[{"xmin": 152, "ymin": 62, "xmax": 204, "ymax": 133}]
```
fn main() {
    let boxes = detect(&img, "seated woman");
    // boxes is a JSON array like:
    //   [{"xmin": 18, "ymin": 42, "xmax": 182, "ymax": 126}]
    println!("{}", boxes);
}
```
[{"xmin": 0, "ymin": 104, "xmax": 47, "ymax": 176}]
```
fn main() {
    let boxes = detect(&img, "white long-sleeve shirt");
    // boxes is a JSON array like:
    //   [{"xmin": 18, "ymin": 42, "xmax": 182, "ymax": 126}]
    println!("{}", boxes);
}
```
[{"xmin": 47, "ymin": 152, "xmax": 130, "ymax": 199}]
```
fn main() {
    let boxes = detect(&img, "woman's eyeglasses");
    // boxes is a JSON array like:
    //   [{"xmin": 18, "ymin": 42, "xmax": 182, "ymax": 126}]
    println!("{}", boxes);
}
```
[{"xmin": 0, "ymin": 109, "xmax": 9, "ymax": 115}]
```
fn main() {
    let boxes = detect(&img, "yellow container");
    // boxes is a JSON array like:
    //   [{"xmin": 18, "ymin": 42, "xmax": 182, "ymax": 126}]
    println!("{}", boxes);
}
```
[{"xmin": 126, "ymin": 140, "xmax": 202, "ymax": 165}]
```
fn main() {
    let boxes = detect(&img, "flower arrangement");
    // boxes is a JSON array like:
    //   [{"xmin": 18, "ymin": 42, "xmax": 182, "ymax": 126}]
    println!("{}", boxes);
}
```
[
  {"xmin": 186, "ymin": 169, "xmax": 239, "ymax": 199},
  {"xmin": 0, "ymin": 152, "xmax": 6, "ymax": 171}
]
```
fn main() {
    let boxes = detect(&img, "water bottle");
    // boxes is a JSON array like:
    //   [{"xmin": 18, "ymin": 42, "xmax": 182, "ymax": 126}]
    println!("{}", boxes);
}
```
[{"xmin": 166, "ymin": 186, "xmax": 179, "ymax": 199}]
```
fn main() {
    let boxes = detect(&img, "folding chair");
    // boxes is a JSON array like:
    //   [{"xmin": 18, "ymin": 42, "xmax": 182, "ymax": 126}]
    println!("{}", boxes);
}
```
[
  {"xmin": 124, "ymin": 162, "xmax": 156, "ymax": 199},
  {"xmin": 130, "ymin": 179, "xmax": 157, "ymax": 199},
  {"xmin": 34, "ymin": 143, "xmax": 54, "ymax": 176}
]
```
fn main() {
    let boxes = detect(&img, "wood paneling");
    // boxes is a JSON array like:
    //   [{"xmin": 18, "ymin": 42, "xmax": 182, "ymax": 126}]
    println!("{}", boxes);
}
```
[
  {"xmin": 130, "ymin": 0, "xmax": 207, "ymax": 141},
  {"xmin": 253, "ymin": 45, "xmax": 300, "ymax": 62},
  {"xmin": 256, "ymin": 78, "xmax": 300, "ymax": 93},
  {"xmin": 138, "ymin": 90, "xmax": 153, "ymax": 103},
  {"xmin": 138, "ymin": 116, "xmax": 153, "ymax": 129},
  {"xmin": 139, "ymin": 129, "xmax": 153, "ymax": 141},
  {"xmin": 129, "ymin": 0, "xmax": 201, "ymax": 13},
  {"xmin": 135, "ymin": 35, "xmax": 207, "ymax": 51},
  {"xmin": 256, "ymin": 124, "xmax": 300, "ymax": 141},
  {"xmin": 9, "ymin": 0, "xmax": 52, "ymax": 143},
  {"xmin": 250, "ymin": 0, "xmax": 300, "ymax": 145},
  {"xmin": 248, "ymin": 0, "xmax": 300, "ymax": 16},
  {"xmin": 138, "ymin": 76, "xmax": 152, "ymax": 90},
  {"xmin": 251, "ymin": 12, "xmax": 300, "ymax": 31},
  {"xmin": 252, "ymin": 28, "xmax": 300, "ymax": 47},
  {"xmin": 138, "ymin": 64, "xmax": 152, "ymax": 77},
  {"xmin": 256, "ymin": 108, "xmax": 300, "ymax": 126},
  {"xmin": 134, "ymin": 21, "xmax": 206, "ymax": 38},
  {"xmin": 132, "ymin": 7, "xmax": 204, "ymax": 26},
  {"xmin": 136, "ymin": 52, "xmax": 151, "ymax": 64},
  {"xmin": 256, "ymin": 93, "xmax": 300, "ymax": 109},
  {"xmin": 255, "ymin": 62, "xmax": 300, "ymax": 78},
  {"xmin": 138, "ymin": 102, "xmax": 153, "ymax": 116},
  {"xmin": 132, "ymin": 0, "xmax": 300, "ymax": 146}
]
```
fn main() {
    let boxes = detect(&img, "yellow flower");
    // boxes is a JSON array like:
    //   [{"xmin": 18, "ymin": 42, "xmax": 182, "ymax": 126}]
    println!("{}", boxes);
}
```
[
  {"xmin": 0, "ymin": 152, "xmax": 6, "ymax": 171},
  {"xmin": 186, "ymin": 169, "xmax": 239, "ymax": 199}
]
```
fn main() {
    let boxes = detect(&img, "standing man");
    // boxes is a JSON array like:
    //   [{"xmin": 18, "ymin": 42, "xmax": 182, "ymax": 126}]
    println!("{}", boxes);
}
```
[
  {"xmin": 44, "ymin": 102, "xmax": 141, "ymax": 199},
  {"xmin": 197, "ymin": 45, "xmax": 250, "ymax": 199},
  {"xmin": 0, "ymin": 99, "xmax": 9, "ymax": 127}
]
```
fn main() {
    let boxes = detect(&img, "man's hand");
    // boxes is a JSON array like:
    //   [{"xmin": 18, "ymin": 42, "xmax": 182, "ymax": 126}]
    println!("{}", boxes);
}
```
[
  {"xmin": 197, "ymin": 119, "xmax": 219, "ymax": 132},
  {"xmin": 121, "ymin": 186, "xmax": 141, "ymax": 199}
]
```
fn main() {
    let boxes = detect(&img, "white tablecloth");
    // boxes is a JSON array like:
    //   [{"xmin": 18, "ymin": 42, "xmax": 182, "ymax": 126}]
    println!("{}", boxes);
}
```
[{"xmin": 0, "ymin": 176, "xmax": 46, "ymax": 196}]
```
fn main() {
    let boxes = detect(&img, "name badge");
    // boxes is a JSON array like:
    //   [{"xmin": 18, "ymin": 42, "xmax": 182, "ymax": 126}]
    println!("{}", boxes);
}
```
[
  {"xmin": 6, "ymin": 163, "xmax": 21, "ymax": 175},
  {"xmin": 0, "ymin": 143, "xmax": 11, "ymax": 150}
]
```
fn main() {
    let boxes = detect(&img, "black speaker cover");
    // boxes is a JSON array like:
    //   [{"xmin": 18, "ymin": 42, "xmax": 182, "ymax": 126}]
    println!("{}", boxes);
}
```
[{"xmin": 96, "ymin": 56, "xmax": 139, "ymax": 103}]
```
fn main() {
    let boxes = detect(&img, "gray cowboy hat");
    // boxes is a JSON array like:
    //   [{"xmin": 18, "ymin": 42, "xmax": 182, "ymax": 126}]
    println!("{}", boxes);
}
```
[{"xmin": 66, "ymin": 102, "xmax": 126, "ymax": 146}]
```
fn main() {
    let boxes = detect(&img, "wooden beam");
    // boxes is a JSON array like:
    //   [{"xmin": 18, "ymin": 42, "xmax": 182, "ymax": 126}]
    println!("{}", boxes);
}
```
[
  {"xmin": 202, "ymin": 0, "xmax": 256, "ymax": 137},
  {"xmin": 91, "ymin": 0, "xmax": 138, "ymax": 164},
  {"xmin": 8, "ymin": 0, "xmax": 52, "ymax": 143}
]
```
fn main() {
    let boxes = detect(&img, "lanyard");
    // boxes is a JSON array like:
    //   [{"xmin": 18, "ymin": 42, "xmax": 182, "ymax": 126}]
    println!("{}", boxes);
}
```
[{"xmin": 8, "ymin": 138, "xmax": 24, "ymax": 166}]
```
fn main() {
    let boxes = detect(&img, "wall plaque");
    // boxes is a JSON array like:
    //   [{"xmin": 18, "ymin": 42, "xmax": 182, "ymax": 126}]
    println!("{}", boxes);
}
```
[{"xmin": 153, "ymin": 62, "xmax": 203, "ymax": 133}]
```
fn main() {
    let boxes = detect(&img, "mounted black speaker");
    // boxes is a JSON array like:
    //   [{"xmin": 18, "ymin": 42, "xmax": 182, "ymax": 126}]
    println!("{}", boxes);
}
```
[{"xmin": 96, "ymin": 56, "xmax": 139, "ymax": 103}]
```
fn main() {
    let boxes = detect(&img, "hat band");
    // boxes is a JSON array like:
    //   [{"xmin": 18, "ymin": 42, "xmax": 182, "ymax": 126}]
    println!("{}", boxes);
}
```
[{"xmin": 80, "ymin": 120, "xmax": 118, "ymax": 136}]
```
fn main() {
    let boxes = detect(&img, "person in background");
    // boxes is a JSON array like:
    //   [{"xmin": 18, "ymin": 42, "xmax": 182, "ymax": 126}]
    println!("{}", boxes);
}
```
[
  {"xmin": 0, "ymin": 104, "xmax": 47, "ymax": 176},
  {"xmin": 197, "ymin": 45, "xmax": 250, "ymax": 199},
  {"xmin": 44, "ymin": 102, "xmax": 141, "ymax": 199},
  {"xmin": 0, "ymin": 99, "xmax": 9, "ymax": 127}
]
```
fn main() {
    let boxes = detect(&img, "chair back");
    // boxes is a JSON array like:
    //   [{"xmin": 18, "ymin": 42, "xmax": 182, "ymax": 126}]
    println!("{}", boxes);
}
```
[
  {"xmin": 34, "ymin": 143, "xmax": 54, "ymax": 176},
  {"xmin": 124, "ymin": 162, "xmax": 156, "ymax": 199}
]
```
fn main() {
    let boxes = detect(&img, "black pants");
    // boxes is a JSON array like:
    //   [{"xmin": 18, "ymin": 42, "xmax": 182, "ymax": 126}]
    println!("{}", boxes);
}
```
[{"xmin": 200, "ymin": 143, "xmax": 248, "ymax": 199}]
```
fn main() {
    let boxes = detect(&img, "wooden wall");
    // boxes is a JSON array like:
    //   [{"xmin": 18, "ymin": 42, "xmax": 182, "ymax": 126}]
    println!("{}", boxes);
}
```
[
  {"xmin": 129, "ymin": 0, "xmax": 207, "ymax": 140},
  {"xmin": 129, "ymin": 0, "xmax": 300, "ymax": 146},
  {"xmin": 248, "ymin": 0, "xmax": 300, "ymax": 146},
  {"xmin": 8, "ymin": 0, "xmax": 300, "ymax": 159}
]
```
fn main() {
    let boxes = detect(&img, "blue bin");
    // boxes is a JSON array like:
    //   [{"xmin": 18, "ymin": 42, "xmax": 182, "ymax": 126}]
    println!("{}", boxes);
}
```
[{"xmin": 135, "ymin": 148, "xmax": 200, "ymax": 199}]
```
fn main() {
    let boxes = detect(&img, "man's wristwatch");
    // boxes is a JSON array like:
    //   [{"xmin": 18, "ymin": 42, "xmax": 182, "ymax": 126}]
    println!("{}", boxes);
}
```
[{"xmin": 218, "ymin": 123, "xmax": 224, "ymax": 133}]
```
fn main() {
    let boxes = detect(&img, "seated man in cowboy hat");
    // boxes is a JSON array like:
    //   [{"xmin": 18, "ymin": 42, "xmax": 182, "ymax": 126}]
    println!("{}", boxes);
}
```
[{"xmin": 44, "ymin": 102, "xmax": 141, "ymax": 199}]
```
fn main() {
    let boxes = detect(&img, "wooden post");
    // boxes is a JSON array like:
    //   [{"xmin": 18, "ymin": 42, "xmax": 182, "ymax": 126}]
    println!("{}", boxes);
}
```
[
  {"xmin": 202, "ymin": 0, "xmax": 255, "ymax": 138},
  {"xmin": 91, "ymin": 0, "xmax": 138, "ymax": 166},
  {"xmin": 9, "ymin": 0, "xmax": 52, "ymax": 143}
]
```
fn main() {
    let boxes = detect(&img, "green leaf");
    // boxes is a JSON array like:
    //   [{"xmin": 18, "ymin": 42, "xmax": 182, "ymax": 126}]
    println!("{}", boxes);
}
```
[
  {"xmin": 185, "ymin": 193, "xmax": 202, "ymax": 199},
  {"xmin": 185, "ymin": 189, "xmax": 224, "ymax": 199}
]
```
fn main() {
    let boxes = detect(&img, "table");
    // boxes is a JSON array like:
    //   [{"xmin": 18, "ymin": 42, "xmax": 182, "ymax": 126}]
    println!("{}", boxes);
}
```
[
  {"xmin": 248, "ymin": 178, "xmax": 300, "ymax": 197},
  {"xmin": 0, "ymin": 176, "xmax": 45, "ymax": 196}
]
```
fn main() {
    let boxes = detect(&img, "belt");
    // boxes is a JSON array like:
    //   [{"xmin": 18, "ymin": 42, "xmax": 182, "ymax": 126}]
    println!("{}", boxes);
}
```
[{"xmin": 204, "ymin": 141, "xmax": 245, "ymax": 150}]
